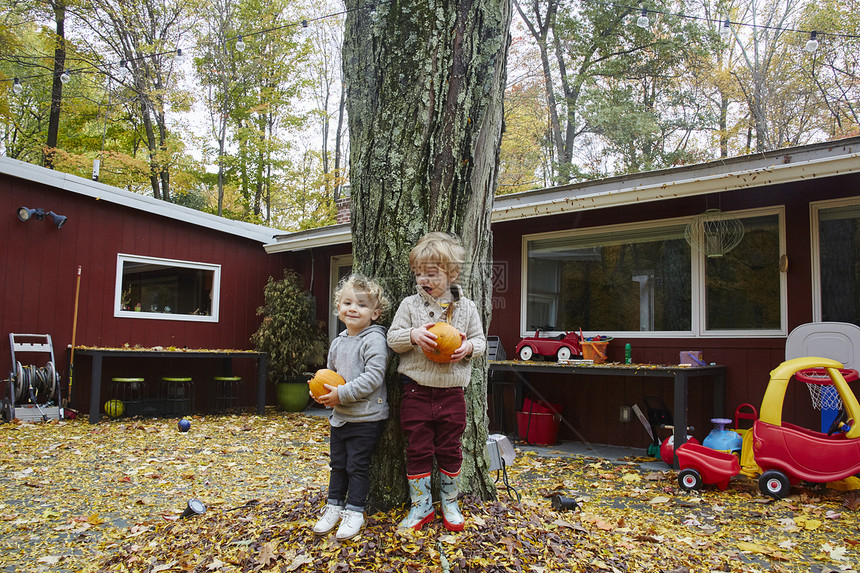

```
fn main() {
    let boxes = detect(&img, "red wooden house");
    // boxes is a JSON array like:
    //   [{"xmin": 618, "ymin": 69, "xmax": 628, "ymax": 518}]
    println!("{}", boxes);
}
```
[
  {"xmin": 265, "ymin": 137, "xmax": 860, "ymax": 447},
  {"xmin": 4, "ymin": 135, "xmax": 860, "ymax": 450}
]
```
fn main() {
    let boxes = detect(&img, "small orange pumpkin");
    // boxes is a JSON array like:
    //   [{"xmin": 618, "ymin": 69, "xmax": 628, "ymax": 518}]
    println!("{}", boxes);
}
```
[
  {"xmin": 423, "ymin": 322, "xmax": 463, "ymax": 363},
  {"xmin": 309, "ymin": 368, "xmax": 346, "ymax": 399}
]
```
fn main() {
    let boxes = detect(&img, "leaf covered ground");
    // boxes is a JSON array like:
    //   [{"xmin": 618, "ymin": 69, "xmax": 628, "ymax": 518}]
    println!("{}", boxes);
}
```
[{"xmin": 1, "ymin": 410, "xmax": 859, "ymax": 572}]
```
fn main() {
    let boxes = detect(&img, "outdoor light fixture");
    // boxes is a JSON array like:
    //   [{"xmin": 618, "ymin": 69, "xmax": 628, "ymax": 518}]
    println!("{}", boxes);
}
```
[
  {"xmin": 17, "ymin": 207, "xmax": 42, "ymax": 222},
  {"xmin": 175, "ymin": 48, "xmax": 185, "ymax": 64},
  {"xmin": 720, "ymin": 18, "xmax": 732, "ymax": 41},
  {"xmin": 235, "ymin": 36, "xmax": 246, "ymax": 52},
  {"xmin": 805, "ymin": 31, "xmax": 819, "ymax": 53},
  {"xmin": 17, "ymin": 207, "xmax": 67, "ymax": 228},
  {"xmin": 369, "ymin": 4, "xmax": 378, "ymax": 21},
  {"xmin": 60, "ymin": 69, "xmax": 71, "ymax": 84},
  {"xmin": 636, "ymin": 8, "xmax": 650, "ymax": 29},
  {"xmin": 13, "ymin": 77, "xmax": 23, "ymax": 94},
  {"xmin": 46, "ymin": 211, "xmax": 67, "ymax": 228},
  {"xmin": 181, "ymin": 498, "xmax": 206, "ymax": 518}
]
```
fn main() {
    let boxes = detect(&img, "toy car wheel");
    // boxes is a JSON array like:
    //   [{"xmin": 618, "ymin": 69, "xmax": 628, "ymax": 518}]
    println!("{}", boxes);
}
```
[
  {"xmin": 518, "ymin": 346, "xmax": 534, "ymax": 361},
  {"xmin": 678, "ymin": 468, "xmax": 703, "ymax": 491},
  {"xmin": 557, "ymin": 347, "xmax": 572, "ymax": 361},
  {"xmin": 759, "ymin": 470, "xmax": 791, "ymax": 499}
]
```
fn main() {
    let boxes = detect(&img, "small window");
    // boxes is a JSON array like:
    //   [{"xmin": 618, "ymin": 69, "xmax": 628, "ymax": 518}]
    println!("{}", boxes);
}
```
[
  {"xmin": 114, "ymin": 254, "xmax": 220, "ymax": 322},
  {"xmin": 703, "ymin": 213, "xmax": 782, "ymax": 331},
  {"xmin": 813, "ymin": 201, "xmax": 860, "ymax": 325}
]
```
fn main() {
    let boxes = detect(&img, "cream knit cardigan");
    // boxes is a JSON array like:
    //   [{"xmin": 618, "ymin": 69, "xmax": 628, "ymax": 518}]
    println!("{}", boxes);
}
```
[{"xmin": 387, "ymin": 285, "xmax": 486, "ymax": 388}]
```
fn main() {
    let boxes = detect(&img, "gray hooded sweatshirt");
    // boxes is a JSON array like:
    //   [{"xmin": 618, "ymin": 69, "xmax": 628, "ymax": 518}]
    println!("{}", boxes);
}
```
[{"xmin": 327, "ymin": 323, "xmax": 390, "ymax": 427}]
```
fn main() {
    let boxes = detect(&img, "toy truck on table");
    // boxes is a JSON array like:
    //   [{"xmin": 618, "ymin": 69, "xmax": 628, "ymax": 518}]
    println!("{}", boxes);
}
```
[{"xmin": 676, "ymin": 356, "xmax": 860, "ymax": 498}]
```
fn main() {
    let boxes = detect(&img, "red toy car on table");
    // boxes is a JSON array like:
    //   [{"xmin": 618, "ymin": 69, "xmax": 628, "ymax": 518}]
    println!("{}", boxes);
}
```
[{"xmin": 515, "ymin": 330, "xmax": 582, "ymax": 362}]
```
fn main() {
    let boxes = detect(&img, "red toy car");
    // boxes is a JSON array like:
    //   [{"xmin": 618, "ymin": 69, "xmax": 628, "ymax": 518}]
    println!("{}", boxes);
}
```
[
  {"xmin": 515, "ymin": 330, "xmax": 582, "ymax": 361},
  {"xmin": 675, "ymin": 357, "xmax": 860, "ymax": 499}
]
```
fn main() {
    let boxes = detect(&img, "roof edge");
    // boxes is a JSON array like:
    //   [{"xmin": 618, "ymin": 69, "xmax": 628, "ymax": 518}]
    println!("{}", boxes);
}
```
[{"xmin": 0, "ymin": 156, "xmax": 283, "ymax": 244}]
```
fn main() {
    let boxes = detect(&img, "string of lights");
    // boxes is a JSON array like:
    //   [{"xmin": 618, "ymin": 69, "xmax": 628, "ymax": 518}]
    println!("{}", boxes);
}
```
[{"xmin": 3, "ymin": 0, "xmax": 858, "ymax": 92}]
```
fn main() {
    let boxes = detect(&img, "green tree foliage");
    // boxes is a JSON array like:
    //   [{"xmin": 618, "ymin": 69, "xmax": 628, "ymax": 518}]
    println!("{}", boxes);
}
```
[
  {"xmin": 498, "ymin": 82, "xmax": 550, "ymax": 193},
  {"xmin": 502, "ymin": 0, "xmax": 860, "ymax": 188},
  {"xmin": 194, "ymin": 0, "xmax": 312, "ymax": 224}
]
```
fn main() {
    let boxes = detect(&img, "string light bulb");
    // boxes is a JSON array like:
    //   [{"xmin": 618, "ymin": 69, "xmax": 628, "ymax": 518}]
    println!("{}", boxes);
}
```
[
  {"xmin": 235, "ymin": 36, "xmax": 246, "ymax": 52},
  {"xmin": 720, "ymin": 18, "xmax": 732, "ymax": 41},
  {"xmin": 369, "ymin": 4, "xmax": 378, "ymax": 21},
  {"xmin": 805, "ymin": 31, "xmax": 819, "ymax": 53},
  {"xmin": 12, "ymin": 77, "xmax": 23, "ymax": 94},
  {"xmin": 60, "ymin": 69, "xmax": 71, "ymax": 84},
  {"xmin": 636, "ymin": 8, "xmax": 650, "ymax": 29},
  {"xmin": 175, "ymin": 48, "xmax": 185, "ymax": 64}
]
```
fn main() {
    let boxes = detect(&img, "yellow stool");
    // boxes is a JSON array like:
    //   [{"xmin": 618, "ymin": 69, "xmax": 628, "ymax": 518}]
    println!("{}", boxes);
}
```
[
  {"xmin": 213, "ymin": 376, "xmax": 244, "ymax": 413},
  {"xmin": 110, "ymin": 377, "xmax": 146, "ymax": 417},
  {"xmin": 160, "ymin": 377, "xmax": 193, "ymax": 416}
]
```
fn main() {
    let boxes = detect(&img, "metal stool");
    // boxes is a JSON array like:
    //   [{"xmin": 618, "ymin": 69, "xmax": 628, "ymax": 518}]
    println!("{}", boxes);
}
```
[
  {"xmin": 110, "ymin": 377, "xmax": 146, "ymax": 417},
  {"xmin": 213, "ymin": 376, "xmax": 244, "ymax": 413},
  {"xmin": 160, "ymin": 377, "xmax": 193, "ymax": 416}
]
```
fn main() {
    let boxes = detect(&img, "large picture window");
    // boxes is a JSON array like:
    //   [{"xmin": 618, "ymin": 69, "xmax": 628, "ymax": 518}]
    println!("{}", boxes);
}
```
[
  {"xmin": 522, "ymin": 209, "xmax": 784, "ymax": 337},
  {"xmin": 813, "ymin": 200, "xmax": 860, "ymax": 325},
  {"xmin": 114, "ymin": 254, "xmax": 220, "ymax": 322}
]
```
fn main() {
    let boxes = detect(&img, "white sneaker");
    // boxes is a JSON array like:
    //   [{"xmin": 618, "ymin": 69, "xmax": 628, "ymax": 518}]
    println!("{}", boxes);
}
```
[
  {"xmin": 312, "ymin": 504, "xmax": 342, "ymax": 535},
  {"xmin": 335, "ymin": 509, "xmax": 365, "ymax": 540}
]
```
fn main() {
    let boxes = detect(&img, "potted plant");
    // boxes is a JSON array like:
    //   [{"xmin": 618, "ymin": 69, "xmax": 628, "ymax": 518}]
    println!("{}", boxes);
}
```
[{"xmin": 251, "ymin": 269, "xmax": 328, "ymax": 411}]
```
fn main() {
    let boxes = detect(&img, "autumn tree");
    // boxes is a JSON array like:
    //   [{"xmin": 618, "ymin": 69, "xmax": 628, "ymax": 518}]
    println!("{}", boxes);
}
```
[
  {"xmin": 343, "ymin": 0, "xmax": 512, "ymax": 509},
  {"xmin": 70, "ymin": 0, "xmax": 198, "ymax": 201}
]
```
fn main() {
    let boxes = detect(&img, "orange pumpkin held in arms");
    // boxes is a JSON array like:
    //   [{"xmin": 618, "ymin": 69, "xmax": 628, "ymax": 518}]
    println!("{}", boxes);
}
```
[
  {"xmin": 423, "ymin": 322, "xmax": 462, "ymax": 363},
  {"xmin": 309, "ymin": 368, "xmax": 346, "ymax": 399}
]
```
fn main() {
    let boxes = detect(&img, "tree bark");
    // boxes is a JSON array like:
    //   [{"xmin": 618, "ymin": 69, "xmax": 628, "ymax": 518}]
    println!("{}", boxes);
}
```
[
  {"xmin": 45, "ymin": 0, "xmax": 66, "ymax": 169},
  {"xmin": 344, "ymin": 0, "xmax": 511, "ymax": 510}
]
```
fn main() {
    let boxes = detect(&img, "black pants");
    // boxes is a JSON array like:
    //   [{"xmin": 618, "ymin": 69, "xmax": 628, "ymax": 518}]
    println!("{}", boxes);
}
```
[{"xmin": 328, "ymin": 420, "xmax": 386, "ymax": 512}]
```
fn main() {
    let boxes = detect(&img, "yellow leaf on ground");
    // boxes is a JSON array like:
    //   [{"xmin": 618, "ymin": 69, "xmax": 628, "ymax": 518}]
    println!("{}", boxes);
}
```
[{"xmin": 737, "ymin": 541, "xmax": 769, "ymax": 553}]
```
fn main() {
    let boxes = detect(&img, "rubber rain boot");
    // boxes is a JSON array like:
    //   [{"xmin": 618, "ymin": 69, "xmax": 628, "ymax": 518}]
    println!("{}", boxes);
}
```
[
  {"xmin": 440, "ymin": 469, "xmax": 465, "ymax": 531},
  {"xmin": 397, "ymin": 473, "xmax": 435, "ymax": 531}
]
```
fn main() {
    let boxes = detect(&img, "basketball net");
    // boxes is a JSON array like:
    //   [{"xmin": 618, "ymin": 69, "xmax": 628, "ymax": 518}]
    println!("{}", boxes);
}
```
[{"xmin": 801, "ymin": 370, "xmax": 843, "ymax": 411}]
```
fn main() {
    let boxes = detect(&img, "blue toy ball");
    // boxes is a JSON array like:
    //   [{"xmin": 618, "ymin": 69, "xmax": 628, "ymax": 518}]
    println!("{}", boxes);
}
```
[{"xmin": 178, "ymin": 419, "xmax": 191, "ymax": 432}]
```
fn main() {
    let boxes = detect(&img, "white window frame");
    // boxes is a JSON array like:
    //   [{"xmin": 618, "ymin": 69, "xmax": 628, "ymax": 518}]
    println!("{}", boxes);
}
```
[
  {"xmin": 114, "ymin": 254, "xmax": 221, "ymax": 323},
  {"xmin": 810, "ymin": 197, "xmax": 860, "ymax": 322},
  {"xmin": 520, "ymin": 206, "xmax": 786, "ymax": 339}
]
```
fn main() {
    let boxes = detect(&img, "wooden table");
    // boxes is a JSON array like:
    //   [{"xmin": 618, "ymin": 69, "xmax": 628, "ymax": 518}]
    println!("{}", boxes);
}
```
[
  {"xmin": 488, "ymin": 360, "xmax": 727, "ymax": 467},
  {"xmin": 73, "ymin": 347, "xmax": 267, "ymax": 423}
]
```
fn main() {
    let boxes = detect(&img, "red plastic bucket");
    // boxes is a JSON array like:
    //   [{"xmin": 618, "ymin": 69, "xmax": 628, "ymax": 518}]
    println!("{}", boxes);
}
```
[{"xmin": 516, "ymin": 411, "xmax": 560, "ymax": 445}]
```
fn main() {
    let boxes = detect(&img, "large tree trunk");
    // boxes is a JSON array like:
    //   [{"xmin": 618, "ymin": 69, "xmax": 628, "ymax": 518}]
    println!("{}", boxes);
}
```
[{"xmin": 344, "ymin": 0, "xmax": 511, "ymax": 511}]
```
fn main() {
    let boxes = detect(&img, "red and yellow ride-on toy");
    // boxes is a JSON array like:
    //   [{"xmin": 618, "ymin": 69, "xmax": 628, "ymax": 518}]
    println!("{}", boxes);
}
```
[{"xmin": 676, "ymin": 356, "xmax": 860, "ymax": 498}]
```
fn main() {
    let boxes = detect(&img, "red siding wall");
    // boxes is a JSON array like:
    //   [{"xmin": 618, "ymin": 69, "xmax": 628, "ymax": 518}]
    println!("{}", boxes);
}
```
[{"xmin": 488, "ymin": 173, "xmax": 860, "ymax": 447}]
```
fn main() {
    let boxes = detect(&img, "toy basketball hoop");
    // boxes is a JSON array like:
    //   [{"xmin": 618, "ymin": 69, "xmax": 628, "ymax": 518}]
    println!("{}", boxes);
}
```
[{"xmin": 795, "ymin": 368, "xmax": 859, "ymax": 411}]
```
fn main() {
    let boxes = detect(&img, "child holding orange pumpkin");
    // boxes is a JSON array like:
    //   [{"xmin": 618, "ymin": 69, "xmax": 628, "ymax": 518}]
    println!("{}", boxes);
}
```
[
  {"xmin": 311, "ymin": 273, "xmax": 390, "ymax": 540},
  {"xmin": 387, "ymin": 231, "xmax": 486, "ymax": 531}
]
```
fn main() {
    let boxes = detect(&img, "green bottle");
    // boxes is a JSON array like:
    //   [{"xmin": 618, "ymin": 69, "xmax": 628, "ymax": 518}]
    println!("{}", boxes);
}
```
[{"xmin": 624, "ymin": 343, "xmax": 632, "ymax": 364}]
